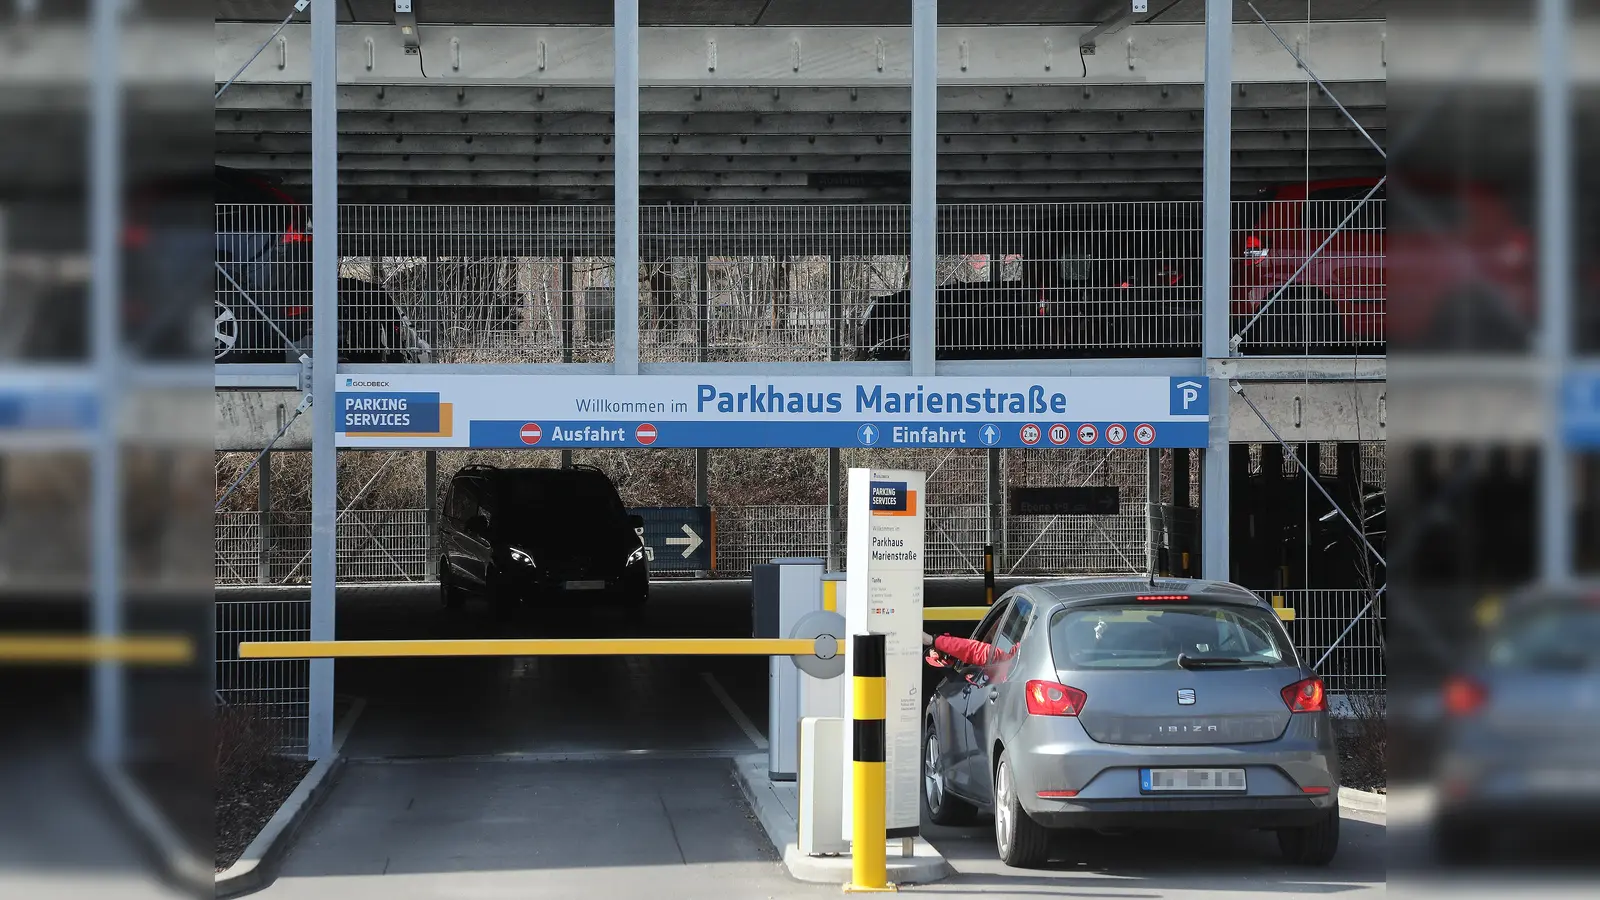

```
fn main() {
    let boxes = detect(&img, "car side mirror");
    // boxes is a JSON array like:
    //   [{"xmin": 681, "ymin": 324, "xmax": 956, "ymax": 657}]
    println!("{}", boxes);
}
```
[{"xmin": 628, "ymin": 514, "xmax": 645, "ymax": 530}]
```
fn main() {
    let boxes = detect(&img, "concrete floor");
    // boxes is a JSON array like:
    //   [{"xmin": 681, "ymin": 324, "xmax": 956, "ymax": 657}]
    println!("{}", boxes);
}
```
[{"xmin": 258, "ymin": 581, "xmax": 1390, "ymax": 899}]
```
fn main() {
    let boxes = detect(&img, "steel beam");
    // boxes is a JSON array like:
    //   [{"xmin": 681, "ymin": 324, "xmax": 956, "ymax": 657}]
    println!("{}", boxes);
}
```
[
  {"xmin": 220, "ymin": 128, "xmax": 1382, "ymax": 156},
  {"xmin": 307, "ymin": 0, "xmax": 337, "ymax": 762},
  {"xmin": 217, "ymin": 106, "xmax": 1389, "ymax": 136},
  {"xmin": 212, "ymin": 22, "xmax": 1390, "ymax": 86},
  {"xmin": 213, "ymin": 81, "xmax": 1388, "ymax": 114},
  {"xmin": 227, "ymin": 150, "xmax": 1383, "ymax": 175}
]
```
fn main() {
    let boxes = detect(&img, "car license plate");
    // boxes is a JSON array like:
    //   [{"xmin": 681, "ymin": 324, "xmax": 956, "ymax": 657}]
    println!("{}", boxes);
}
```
[
  {"xmin": 1140, "ymin": 768, "xmax": 1247, "ymax": 792},
  {"xmin": 564, "ymin": 580, "xmax": 606, "ymax": 590}
]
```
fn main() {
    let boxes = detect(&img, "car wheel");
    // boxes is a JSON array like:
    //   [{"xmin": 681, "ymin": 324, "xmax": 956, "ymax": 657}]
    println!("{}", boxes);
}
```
[
  {"xmin": 1277, "ymin": 804, "xmax": 1341, "ymax": 866},
  {"xmin": 439, "ymin": 561, "xmax": 464, "ymax": 610},
  {"xmin": 994, "ymin": 750, "xmax": 1051, "ymax": 868},
  {"xmin": 922, "ymin": 722, "xmax": 976, "ymax": 826}
]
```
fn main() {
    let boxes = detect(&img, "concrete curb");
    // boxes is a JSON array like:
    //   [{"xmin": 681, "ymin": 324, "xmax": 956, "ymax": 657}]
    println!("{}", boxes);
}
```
[
  {"xmin": 1339, "ymin": 786, "xmax": 1386, "ymax": 815},
  {"xmin": 732, "ymin": 753, "xmax": 953, "ymax": 886},
  {"xmin": 95, "ymin": 761, "xmax": 213, "ymax": 898},
  {"xmin": 215, "ymin": 697, "xmax": 365, "ymax": 899}
]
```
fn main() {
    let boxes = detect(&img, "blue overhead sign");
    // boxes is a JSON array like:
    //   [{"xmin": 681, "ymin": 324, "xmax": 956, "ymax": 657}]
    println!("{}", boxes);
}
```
[
  {"xmin": 629, "ymin": 506, "xmax": 714, "ymax": 572},
  {"xmin": 335, "ymin": 374, "xmax": 1209, "ymax": 449},
  {"xmin": 1563, "ymin": 370, "xmax": 1600, "ymax": 447}
]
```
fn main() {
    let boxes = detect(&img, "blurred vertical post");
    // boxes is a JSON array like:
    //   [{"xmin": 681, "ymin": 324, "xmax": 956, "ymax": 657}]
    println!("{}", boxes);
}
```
[
  {"xmin": 89, "ymin": 0, "xmax": 125, "ymax": 767},
  {"xmin": 1539, "ymin": 0, "xmax": 1573, "ymax": 583},
  {"xmin": 307, "ymin": 0, "xmax": 338, "ymax": 761},
  {"xmin": 1200, "ymin": 0, "xmax": 1231, "ymax": 581}
]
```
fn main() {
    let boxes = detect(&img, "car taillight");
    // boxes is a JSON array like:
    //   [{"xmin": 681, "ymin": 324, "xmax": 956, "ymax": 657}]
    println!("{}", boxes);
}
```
[
  {"xmin": 1243, "ymin": 234, "xmax": 1269, "ymax": 263},
  {"xmin": 1036, "ymin": 789, "xmax": 1078, "ymax": 799},
  {"xmin": 1135, "ymin": 594, "xmax": 1189, "ymax": 602},
  {"xmin": 283, "ymin": 305, "xmax": 309, "ymax": 317},
  {"xmin": 284, "ymin": 223, "xmax": 311, "ymax": 243},
  {"xmin": 1441, "ymin": 676, "xmax": 1488, "ymax": 717},
  {"xmin": 1025, "ymin": 680, "xmax": 1086, "ymax": 717},
  {"xmin": 1281, "ymin": 677, "xmax": 1326, "ymax": 713}
]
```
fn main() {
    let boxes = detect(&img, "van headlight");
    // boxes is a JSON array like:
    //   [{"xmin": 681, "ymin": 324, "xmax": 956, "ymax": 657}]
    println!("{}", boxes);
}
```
[
  {"xmin": 625, "ymin": 546, "xmax": 648, "ymax": 566},
  {"xmin": 509, "ymin": 547, "xmax": 536, "ymax": 566}
]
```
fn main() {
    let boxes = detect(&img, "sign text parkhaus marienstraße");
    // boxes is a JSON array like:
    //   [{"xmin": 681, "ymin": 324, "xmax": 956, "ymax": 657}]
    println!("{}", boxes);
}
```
[{"xmin": 333, "ymin": 374, "xmax": 1209, "ymax": 450}]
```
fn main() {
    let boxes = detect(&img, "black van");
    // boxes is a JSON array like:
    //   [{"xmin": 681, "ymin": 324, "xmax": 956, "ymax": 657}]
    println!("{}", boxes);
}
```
[{"xmin": 439, "ymin": 464, "xmax": 649, "ymax": 612}]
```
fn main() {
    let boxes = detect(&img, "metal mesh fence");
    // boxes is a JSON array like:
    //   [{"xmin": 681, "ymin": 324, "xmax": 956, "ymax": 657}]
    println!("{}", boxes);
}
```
[
  {"xmin": 1259, "ymin": 589, "xmax": 1385, "ymax": 695},
  {"xmin": 215, "ymin": 201, "xmax": 1383, "ymax": 364},
  {"xmin": 1232, "ymin": 197, "xmax": 1385, "ymax": 354},
  {"xmin": 214, "ymin": 509, "xmax": 432, "ymax": 585},
  {"xmin": 1003, "ymin": 449, "xmax": 1151, "ymax": 575},
  {"xmin": 215, "ymin": 596, "xmax": 311, "ymax": 754}
]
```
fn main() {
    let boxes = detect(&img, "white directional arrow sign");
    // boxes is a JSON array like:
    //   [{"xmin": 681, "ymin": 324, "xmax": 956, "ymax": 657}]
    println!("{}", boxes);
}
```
[{"xmin": 665, "ymin": 523, "xmax": 704, "ymax": 558}]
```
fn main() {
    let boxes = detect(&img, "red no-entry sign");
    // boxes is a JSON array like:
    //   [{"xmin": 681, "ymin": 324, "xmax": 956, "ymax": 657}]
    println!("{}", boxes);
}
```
[
  {"xmin": 519, "ymin": 423, "xmax": 542, "ymax": 445},
  {"xmin": 636, "ymin": 423, "xmax": 658, "ymax": 445}
]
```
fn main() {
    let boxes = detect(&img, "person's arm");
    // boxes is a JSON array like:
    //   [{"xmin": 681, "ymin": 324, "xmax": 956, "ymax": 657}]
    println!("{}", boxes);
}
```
[{"xmin": 931, "ymin": 634, "xmax": 997, "ymax": 667}]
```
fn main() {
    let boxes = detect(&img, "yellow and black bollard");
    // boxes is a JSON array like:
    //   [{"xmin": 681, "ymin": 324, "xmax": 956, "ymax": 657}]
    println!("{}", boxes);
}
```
[
  {"xmin": 847, "ymin": 632, "xmax": 893, "ymax": 892},
  {"xmin": 983, "ymin": 543, "xmax": 996, "ymax": 606}
]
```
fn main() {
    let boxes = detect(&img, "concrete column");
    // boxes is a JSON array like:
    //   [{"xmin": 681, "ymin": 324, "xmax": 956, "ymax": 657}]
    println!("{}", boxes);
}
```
[
  {"xmin": 306, "ymin": 0, "xmax": 338, "ymax": 762},
  {"xmin": 89, "ymin": 0, "xmax": 125, "ymax": 766},
  {"xmin": 909, "ymin": 0, "xmax": 937, "ymax": 376},
  {"xmin": 1199, "ymin": 0, "xmax": 1232, "ymax": 583},
  {"xmin": 613, "ymin": 0, "xmax": 640, "ymax": 375},
  {"xmin": 258, "ymin": 449, "xmax": 273, "ymax": 584},
  {"xmin": 827, "ymin": 449, "xmax": 842, "ymax": 571},
  {"xmin": 424, "ymin": 450, "xmax": 438, "ymax": 579},
  {"xmin": 1540, "ymin": 0, "xmax": 1573, "ymax": 583}
]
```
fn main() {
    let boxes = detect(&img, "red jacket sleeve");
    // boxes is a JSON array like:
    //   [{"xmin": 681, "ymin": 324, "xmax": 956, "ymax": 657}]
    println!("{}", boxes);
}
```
[{"xmin": 933, "ymin": 635, "xmax": 997, "ymax": 667}]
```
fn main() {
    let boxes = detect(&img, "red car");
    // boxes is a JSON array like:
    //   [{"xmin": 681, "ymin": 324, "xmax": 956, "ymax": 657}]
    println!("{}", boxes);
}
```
[
  {"xmin": 1231, "ymin": 176, "xmax": 1536, "ymax": 354},
  {"xmin": 1230, "ymin": 177, "xmax": 1387, "ymax": 354}
]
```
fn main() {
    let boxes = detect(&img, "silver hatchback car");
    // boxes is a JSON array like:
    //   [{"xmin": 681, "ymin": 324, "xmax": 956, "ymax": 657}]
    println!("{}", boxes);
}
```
[{"xmin": 923, "ymin": 577, "xmax": 1340, "ymax": 868}]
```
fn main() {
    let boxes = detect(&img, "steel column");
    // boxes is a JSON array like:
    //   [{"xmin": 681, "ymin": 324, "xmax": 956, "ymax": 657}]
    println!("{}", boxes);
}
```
[
  {"xmin": 697, "ymin": 254, "xmax": 710, "ymax": 363},
  {"xmin": 696, "ymin": 449, "xmax": 710, "ymax": 508},
  {"xmin": 909, "ymin": 0, "xmax": 937, "ymax": 376},
  {"xmin": 1539, "ymin": 0, "xmax": 1573, "ymax": 584},
  {"xmin": 613, "ymin": 0, "xmax": 641, "ymax": 375},
  {"xmin": 561, "ymin": 251, "xmax": 575, "ymax": 363},
  {"xmin": 89, "ymin": 0, "xmax": 124, "ymax": 767},
  {"xmin": 307, "ymin": 0, "xmax": 338, "ymax": 762},
  {"xmin": 1146, "ymin": 448, "xmax": 1162, "ymax": 577},
  {"xmin": 1200, "ymin": 0, "xmax": 1232, "ymax": 582},
  {"xmin": 259, "ymin": 449, "xmax": 273, "ymax": 584},
  {"xmin": 828, "ymin": 256, "xmax": 841, "ymax": 362},
  {"xmin": 827, "ymin": 449, "xmax": 842, "ymax": 571},
  {"xmin": 424, "ymin": 450, "xmax": 438, "ymax": 580},
  {"xmin": 987, "ymin": 448, "xmax": 1003, "ymax": 571}
]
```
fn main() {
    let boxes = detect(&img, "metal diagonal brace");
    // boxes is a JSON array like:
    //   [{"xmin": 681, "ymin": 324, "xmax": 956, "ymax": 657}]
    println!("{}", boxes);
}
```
[
  {"xmin": 1229, "ymin": 382, "xmax": 1386, "ymax": 569},
  {"xmin": 215, "ymin": 262, "xmax": 299, "ymax": 351},
  {"xmin": 215, "ymin": 0, "xmax": 311, "ymax": 100},
  {"xmin": 215, "ymin": 392, "xmax": 311, "ymax": 512},
  {"xmin": 1312, "ymin": 585, "xmax": 1383, "ymax": 672},
  {"xmin": 1246, "ymin": 2, "xmax": 1386, "ymax": 160},
  {"xmin": 1229, "ymin": 176, "xmax": 1387, "ymax": 353}
]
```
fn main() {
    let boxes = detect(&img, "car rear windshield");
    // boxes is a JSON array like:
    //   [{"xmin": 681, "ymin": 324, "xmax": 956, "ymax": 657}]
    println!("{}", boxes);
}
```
[
  {"xmin": 1048, "ymin": 602, "xmax": 1296, "ymax": 670},
  {"xmin": 1489, "ymin": 606, "xmax": 1600, "ymax": 670}
]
